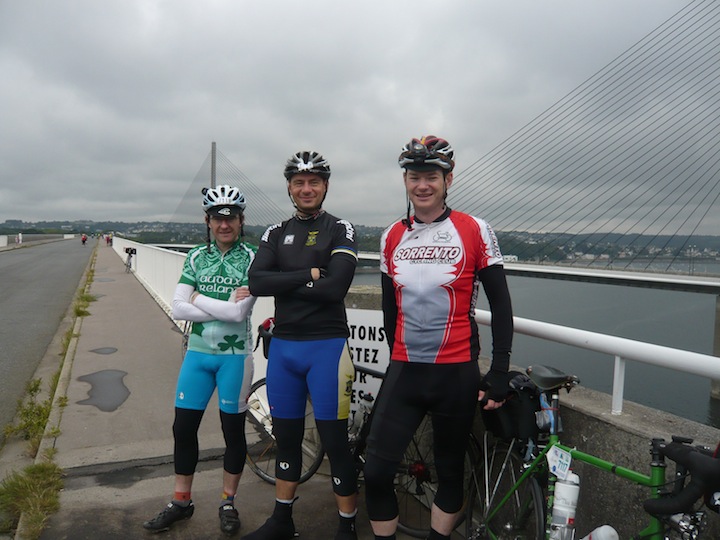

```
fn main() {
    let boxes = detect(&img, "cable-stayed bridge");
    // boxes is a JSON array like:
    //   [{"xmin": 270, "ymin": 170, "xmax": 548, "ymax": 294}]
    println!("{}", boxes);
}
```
[
  {"xmin": 173, "ymin": 0, "xmax": 720, "ymax": 275},
  {"xmin": 450, "ymin": 0, "xmax": 720, "ymax": 272}
]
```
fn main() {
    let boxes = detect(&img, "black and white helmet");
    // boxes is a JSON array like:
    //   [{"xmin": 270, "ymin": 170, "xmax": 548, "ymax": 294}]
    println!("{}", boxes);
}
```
[
  {"xmin": 398, "ymin": 136, "xmax": 455, "ymax": 172},
  {"xmin": 284, "ymin": 151, "xmax": 331, "ymax": 181},
  {"xmin": 202, "ymin": 185, "xmax": 246, "ymax": 216}
]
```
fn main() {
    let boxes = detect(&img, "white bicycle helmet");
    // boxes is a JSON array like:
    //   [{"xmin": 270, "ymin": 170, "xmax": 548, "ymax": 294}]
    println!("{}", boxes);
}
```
[
  {"xmin": 283, "ymin": 151, "xmax": 331, "ymax": 181},
  {"xmin": 202, "ymin": 185, "xmax": 246, "ymax": 214}
]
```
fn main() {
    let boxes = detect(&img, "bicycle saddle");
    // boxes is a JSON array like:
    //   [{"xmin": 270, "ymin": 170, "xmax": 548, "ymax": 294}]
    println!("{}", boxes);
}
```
[{"xmin": 526, "ymin": 365, "xmax": 579, "ymax": 391}]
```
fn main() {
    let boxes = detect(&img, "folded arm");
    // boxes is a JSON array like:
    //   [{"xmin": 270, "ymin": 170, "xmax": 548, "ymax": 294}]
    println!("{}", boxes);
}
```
[
  {"xmin": 287, "ymin": 253, "xmax": 357, "ymax": 303},
  {"xmin": 192, "ymin": 287, "xmax": 257, "ymax": 323},
  {"xmin": 173, "ymin": 283, "xmax": 256, "ymax": 323},
  {"xmin": 247, "ymin": 243, "xmax": 312, "ymax": 296}
]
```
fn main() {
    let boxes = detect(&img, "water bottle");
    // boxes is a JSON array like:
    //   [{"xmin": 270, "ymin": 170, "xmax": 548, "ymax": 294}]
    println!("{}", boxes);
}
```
[
  {"xmin": 579, "ymin": 525, "xmax": 619, "ymax": 540},
  {"xmin": 550, "ymin": 471, "xmax": 580, "ymax": 540}
]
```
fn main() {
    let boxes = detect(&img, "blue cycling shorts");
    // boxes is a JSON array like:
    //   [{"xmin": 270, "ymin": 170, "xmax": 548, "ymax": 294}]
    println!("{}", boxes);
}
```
[
  {"xmin": 266, "ymin": 337, "xmax": 354, "ymax": 421},
  {"xmin": 175, "ymin": 350, "xmax": 254, "ymax": 414}
]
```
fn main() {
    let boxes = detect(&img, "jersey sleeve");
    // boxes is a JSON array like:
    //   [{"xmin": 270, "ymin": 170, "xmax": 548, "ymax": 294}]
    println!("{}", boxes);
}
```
[
  {"xmin": 473, "ymin": 217, "xmax": 504, "ymax": 270},
  {"xmin": 192, "ymin": 293, "xmax": 257, "ymax": 323},
  {"xmin": 172, "ymin": 282, "xmax": 214, "ymax": 322},
  {"xmin": 379, "ymin": 221, "xmax": 404, "ymax": 355},
  {"xmin": 379, "ymin": 220, "xmax": 404, "ymax": 276},
  {"xmin": 381, "ymin": 272, "xmax": 398, "ymax": 353},
  {"xmin": 478, "ymin": 256, "xmax": 513, "ymax": 372},
  {"xmin": 178, "ymin": 247, "xmax": 200, "ymax": 287}
]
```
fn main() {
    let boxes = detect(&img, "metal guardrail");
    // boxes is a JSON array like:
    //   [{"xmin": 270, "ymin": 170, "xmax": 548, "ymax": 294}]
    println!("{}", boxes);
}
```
[{"xmin": 474, "ymin": 309, "xmax": 720, "ymax": 414}]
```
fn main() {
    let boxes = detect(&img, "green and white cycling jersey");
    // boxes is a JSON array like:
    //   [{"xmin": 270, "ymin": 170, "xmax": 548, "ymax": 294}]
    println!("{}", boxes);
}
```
[{"xmin": 173, "ymin": 241, "xmax": 258, "ymax": 355}]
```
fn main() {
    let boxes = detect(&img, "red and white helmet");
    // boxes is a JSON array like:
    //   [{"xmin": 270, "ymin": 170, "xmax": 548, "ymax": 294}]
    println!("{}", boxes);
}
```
[{"xmin": 398, "ymin": 136, "xmax": 455, "ymax": 172}]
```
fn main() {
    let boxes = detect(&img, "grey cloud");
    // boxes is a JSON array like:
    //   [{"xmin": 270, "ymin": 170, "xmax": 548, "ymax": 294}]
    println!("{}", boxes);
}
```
[{"xmin": 0, "ymin": 0, "xmax": 690, "ymax": 226}]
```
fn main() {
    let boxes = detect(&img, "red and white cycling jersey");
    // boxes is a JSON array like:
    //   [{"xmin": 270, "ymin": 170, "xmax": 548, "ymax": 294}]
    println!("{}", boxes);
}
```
[{"xmin": 380, "ymin": 210, "xmax": 503, "ymax": 364}]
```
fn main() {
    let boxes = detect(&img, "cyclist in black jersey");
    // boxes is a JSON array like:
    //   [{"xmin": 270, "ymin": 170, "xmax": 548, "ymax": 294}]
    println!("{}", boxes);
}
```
[
  {"xmin": 143, "ymin": 185, "xmax": 257, "ymax": 537},
  {"xmin": 364, "ymin": 137, "xmax": 514, "ymax": 540},
  {"xmin": 244, "ymin": 151, "xmax": 359, "ymax": 540}
]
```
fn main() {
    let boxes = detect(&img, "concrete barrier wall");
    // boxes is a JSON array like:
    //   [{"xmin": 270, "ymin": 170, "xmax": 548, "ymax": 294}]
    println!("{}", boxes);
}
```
[{"xmin": 0, "ymin": 234, "xmax": 69, "ymax": 250}]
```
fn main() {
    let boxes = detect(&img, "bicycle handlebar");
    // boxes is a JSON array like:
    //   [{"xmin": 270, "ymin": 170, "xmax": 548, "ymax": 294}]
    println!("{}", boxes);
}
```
[
  {"xmin": 353, "ymin": 363, "xmax": 386, "ymax": 380},
  {"xmin": 643, "ymin": 440, "xmax": 720, "ymax": 515}
]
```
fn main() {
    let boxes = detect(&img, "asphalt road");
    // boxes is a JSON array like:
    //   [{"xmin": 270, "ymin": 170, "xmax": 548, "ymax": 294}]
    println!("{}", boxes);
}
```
[{"xmin": 0, "ymin": 238, "xmax": 93, "ymax": 438}]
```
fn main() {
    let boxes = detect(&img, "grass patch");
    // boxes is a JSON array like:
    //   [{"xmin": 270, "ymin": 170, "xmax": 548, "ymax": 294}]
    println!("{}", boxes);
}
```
[
  {"xmin": 73, "ymin": 292, "xmax": 96, "ymax": 317},
  {"xmin": 3, "ymin": 380, "xmax": 53, "ymax": 457},
  {"xmin": 0, "ymin": 248, "xmax": 98, "ymax": 538},
  {"xmin": 0, "ymin": 462, "xmax": 63, "ymax": 539}
]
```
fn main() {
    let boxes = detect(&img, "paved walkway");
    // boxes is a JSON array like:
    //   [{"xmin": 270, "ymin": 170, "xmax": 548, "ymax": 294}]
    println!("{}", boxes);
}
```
[{"xmin": 4, "ymin": 245, "xmax": 429, "ymax": 540}]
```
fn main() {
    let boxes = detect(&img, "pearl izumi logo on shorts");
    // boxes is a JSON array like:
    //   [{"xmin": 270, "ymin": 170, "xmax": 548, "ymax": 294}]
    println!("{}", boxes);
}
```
[{"xmin": 279, "ymin": 461, "xmax": 290, "ymax": 470}]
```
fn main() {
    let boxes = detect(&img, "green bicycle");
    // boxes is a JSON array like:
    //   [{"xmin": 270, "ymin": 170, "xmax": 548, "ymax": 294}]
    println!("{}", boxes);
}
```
[{"xmin": 465, "ymin": 364, "xmax": 720, "ymax": 540}]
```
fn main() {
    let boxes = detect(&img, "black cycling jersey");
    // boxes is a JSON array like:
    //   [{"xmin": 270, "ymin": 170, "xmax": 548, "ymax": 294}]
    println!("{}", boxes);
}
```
[{"xmin": 248, "ymin": 211, "xmax": 358, "ymax": 340}]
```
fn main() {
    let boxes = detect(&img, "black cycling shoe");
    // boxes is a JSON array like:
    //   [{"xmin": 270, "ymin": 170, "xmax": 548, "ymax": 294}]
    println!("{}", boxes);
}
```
[
  {"xmin": 240, "ymin": 516, "xmax": 297, "ymax": 540},
  {"xmin": 143, "ymin": 501, "xmax": 194, "ymax": 533},
  {"xmin": 219, "ymin": 503, "xmax": 241, "ymax": 536},
  {"xmin": 334, "ymin": 529, "xmax": 358, "ymax": 540}
]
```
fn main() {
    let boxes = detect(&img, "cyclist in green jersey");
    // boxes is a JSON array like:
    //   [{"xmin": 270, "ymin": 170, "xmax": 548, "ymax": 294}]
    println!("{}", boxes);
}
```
[{"xmin": 143, "ymin": 185, "xmax": 257, "ymax": 536}]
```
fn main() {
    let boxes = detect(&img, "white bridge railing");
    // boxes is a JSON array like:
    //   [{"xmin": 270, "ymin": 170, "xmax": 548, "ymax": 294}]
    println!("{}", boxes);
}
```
[
  {"xmin": 473, "ymin": 309, "xmax": 720, "ymax": 414},
  {"xmin": 113, "ymin": 239, "xmax": 720, "ymax": 415}
]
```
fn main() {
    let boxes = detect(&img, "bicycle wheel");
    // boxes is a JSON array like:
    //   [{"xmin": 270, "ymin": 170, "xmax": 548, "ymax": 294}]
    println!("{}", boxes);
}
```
[
  {"xmin": 465, "ymin": 435, "xmax": 545, "ymax": 540},
  {"xmin": 244, "ymin": 378, "xmax": 324, "ymax": 484},
  {"xmin": 394, "ymin": 415, "xmax": 474, "ymax": 538}
]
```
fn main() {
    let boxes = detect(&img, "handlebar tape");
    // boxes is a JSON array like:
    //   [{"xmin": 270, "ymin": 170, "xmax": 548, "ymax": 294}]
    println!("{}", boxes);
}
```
[{"xmin": 643, "ymin": 441, "xmax": 720, "ymax": 515}]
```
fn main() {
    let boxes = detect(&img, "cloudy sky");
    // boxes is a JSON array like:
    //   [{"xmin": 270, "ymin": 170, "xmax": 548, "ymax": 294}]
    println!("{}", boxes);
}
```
[{"xmin": 0, "ymin": 0, "xmax": 692, "ymax": 227}]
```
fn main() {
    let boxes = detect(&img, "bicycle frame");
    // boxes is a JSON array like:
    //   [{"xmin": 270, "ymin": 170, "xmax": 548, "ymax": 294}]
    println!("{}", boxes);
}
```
[{"xmin": 481, "ymin": 390, "xmax": 669, "ymax": 540}]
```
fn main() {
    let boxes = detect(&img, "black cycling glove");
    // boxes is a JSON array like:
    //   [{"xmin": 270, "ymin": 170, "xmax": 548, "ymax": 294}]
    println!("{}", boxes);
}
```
[{"xmin": 480, "ymin": 369, "xmax": 511, "ymax": 402}]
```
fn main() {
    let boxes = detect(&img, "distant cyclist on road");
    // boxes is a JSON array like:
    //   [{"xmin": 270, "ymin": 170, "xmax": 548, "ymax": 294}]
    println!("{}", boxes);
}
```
[
  {"xmin": 244, "ymin": 151, "xmax": 359, "ymax": 540},
  {"xmin": 143, "ymin": 185, "xmax": 257, "ymax": 537},
  {"xmin": 364, "ymin": 136, "xmax": 514, "ymax": 540}
]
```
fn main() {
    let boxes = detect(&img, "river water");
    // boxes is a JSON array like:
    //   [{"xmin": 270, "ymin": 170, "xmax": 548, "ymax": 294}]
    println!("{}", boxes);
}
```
[{"xmin": 352, "ymin": 266, "xmax": 720, "ymax": 428}]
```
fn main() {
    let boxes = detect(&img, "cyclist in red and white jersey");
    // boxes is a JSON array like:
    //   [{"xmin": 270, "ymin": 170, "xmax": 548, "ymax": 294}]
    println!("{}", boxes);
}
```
[{"xmin": 364, "ymin": 136, "xmax": 514, "ymax": 540}]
